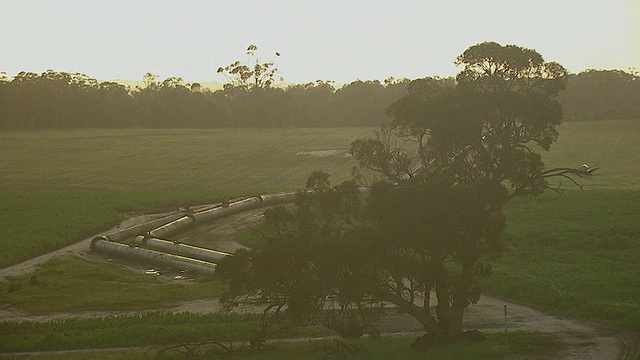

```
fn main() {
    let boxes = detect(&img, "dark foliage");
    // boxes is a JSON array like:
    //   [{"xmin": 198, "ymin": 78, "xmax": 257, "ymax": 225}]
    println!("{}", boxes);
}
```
[
  {"xmin": 561, "ymin": 69, "xmax": 640, "ymax": 121},
  {"xmin": 0, "ymin": 66, "xmax": 637, "ymax": 130},
  {"xmin": 0, "ymin": 71, "xmax": 408, "ymax": 129}
]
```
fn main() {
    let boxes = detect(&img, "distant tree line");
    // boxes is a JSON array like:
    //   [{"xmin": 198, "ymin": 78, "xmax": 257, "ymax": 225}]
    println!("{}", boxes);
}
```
[
  {"xmin": 560, "ymin": 69, "xmax": 640, "ymax": 121},
  {"xmin": 0, "ymin": 68, "xmax": 638, "ymax": 130}
]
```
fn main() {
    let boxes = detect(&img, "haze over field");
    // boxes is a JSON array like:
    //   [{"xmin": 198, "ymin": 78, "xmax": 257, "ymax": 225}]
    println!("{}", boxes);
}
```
[{"xmin": 2, "ymin": 0, "xmax": 639, "ymax": 84}]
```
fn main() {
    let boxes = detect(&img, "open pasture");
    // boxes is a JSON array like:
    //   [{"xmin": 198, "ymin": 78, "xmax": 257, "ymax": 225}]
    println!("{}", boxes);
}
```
[
  {"xmin": 0, "ymin": 128, "xmax": 372, "ymax": 191},
  {"xmin": 0, "ymin": 120, "xmax": 640, "ymax": 358},
  {"xmin": 541, "ymin": 118, "xmax": 640, "ymax": 189},
  {"xmin": 1, "ymin": 120, "xmax": 638, "ymax": 268},
  {"xmin": 0, "ymin": 128, "xmax": 373, "ymax": 267},
  {"xmin": 1, "ymin": 120, "xmax": 638, "ymax": 191},
  {"xmin": 0, "ymin": 120, "xmax": 638, "ymax": 349}
]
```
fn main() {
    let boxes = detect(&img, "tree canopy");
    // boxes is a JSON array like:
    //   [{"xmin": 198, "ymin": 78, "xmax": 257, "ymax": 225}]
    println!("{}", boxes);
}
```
[
  {"xmin": 1, "ymin": 58, "xmax": 638, "ymax": 130},
  {"xmin": 216, "ymin": 44, "xmax": 283, "ymax": 92},
  {"xmin": 216, "ymin": 42, "xmax": 582, "ymax": 345}
]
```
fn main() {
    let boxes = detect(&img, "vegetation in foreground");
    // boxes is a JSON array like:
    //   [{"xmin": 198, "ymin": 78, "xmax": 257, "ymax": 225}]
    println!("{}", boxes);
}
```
[
  {"xmin": 0, "ymin": 257, "xmax": 225, "ymax": 314},
  {"xmin": 0, "ymin": 111, "xmax": 638, "ymax": 356},
  {"xmin": 0, "ymin": 311, "xmax": 329, "ymax": 353},
  {"xmin": 2, "ymin": 189, "xmax": 638, "ymax": 333},
  {"xmin": 217, "ymin": 41, "xmax": 583, "ymax": 340},
  {"xmin": 234, "ymin": 189, "xmax": 640, "ymax": 334},
  {"xmin": 0, "ymin": 319, "xmax": 563, "ymax": 359}
]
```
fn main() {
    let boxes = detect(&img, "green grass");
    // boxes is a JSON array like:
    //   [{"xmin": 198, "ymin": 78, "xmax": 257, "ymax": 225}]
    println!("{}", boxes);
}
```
[
  {"xmin": 0, "ymin": 128, "xmax": 373, "ymax": 268},
  {"xmin": 0, "ymin": 323, "xmax": 563, "ymax": 359},
  {"xmin": 224, "ymin": 332, "xmax": 564, "ymax": 360},
  {"xmin": 0, "ymin": 312, "xmax": 330, "ymax": 353},
  {"xmin": 542, "ymin": 118, "xmax": 640, "ymax": 189},
  {"xmin": 0, "ymin": 121, "xmax": 639, "ymax": 354},
  {"xmin": 1, "ymin": 121, "xmax": 638, "ymax": 268},
  {"xmin": 0, "ymin": 257, "xmax": 226, "ymax": 314},
  {"xmin": 482, "ymin": 189, "xmax": 640, "ymax": 332},
  {"xmin": 0, "ymin": 128, "xmax": 371, "ymax": 191},
  {"xmin": 0, "ymin": 189, "xmax": 226, "ymax": 268}
]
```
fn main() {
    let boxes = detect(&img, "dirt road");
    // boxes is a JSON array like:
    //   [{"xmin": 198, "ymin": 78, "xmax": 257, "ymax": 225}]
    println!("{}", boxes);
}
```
[{"xmin": 0, "ymin": 207, "xmax": 635, "ymax": 359}]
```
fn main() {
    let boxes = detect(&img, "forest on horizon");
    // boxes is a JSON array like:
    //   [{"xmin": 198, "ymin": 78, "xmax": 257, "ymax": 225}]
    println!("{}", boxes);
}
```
[{"xmin": 0, "ymin": 68, "xmax": 639, "ymax": 130}]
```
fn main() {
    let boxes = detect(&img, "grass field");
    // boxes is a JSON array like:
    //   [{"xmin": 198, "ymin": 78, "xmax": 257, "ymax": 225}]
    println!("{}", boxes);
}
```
[
  {"xmin": 0, "ymin": 128, "xmax": 371, "ymax": 191},
  {"xmin": 1, "ymin": 121, "xmax": 638, "ymax": 268},
  {"xmin": 485, "ymin": 189, "xmax": 640, "ymax": 331},
  {"xmin": 0, "ymin": 326, "xmax": 562, "ymax": 359},
  {"xmin": 0, "ymin": 120, "xmax": 639, "ymax": 354},
  {"xmin": 0, "ymin": 128, "xmax": 373, "ymax": 267},
  {"xmin": 541, "ymin": 119, "xmax": 640, "ymax": 189},
  {"xmin": 0, "ymin": 257, "xmax": 226, "ymax": 314}
]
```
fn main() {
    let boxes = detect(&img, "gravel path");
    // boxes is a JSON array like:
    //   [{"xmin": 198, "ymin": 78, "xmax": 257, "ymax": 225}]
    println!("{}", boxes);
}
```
[{"xmin": 0, "ymin": 207, "xmax": 635, "ymax": 359}]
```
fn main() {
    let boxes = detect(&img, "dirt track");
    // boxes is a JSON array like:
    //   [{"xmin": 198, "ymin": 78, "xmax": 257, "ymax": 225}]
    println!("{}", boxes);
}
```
[{"xmin": 0, "ymin": 208, "xmax": 635, "ymax": 359}]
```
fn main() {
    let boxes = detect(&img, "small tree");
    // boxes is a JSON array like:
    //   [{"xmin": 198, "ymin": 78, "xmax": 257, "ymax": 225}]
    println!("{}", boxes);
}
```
[
  {"xmin": 217, "ymin": 176, "xmax": 381, "ymax": 339},
  {"xmin": 217, "ymin": 44, "xmax": 283, "ymax": 92}
]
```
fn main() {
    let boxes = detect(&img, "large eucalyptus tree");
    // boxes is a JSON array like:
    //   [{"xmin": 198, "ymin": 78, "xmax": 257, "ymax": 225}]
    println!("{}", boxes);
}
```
[{"xmin": 217, "ymin": 42, "xmax": 580, "ymax": 344}]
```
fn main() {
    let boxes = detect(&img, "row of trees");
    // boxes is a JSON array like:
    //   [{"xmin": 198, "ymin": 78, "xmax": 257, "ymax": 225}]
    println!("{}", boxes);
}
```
[
  {"xmin": 0, "ymin": 60, "xmax": 638, "ymax": 130},
  {"xmin": 0, "ymin": 70, "xmax": 408, "ymax": 129},
  {"xmin": 562, "ymin": 69, "xmax": 640, "ymax": 121},
  {"xmin": 216, "ymin": 42, "xmax": 582, "ymax": 346}
]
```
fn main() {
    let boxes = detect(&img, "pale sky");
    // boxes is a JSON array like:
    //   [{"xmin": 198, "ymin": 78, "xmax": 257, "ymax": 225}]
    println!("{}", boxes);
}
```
[{"xmin": 2, "ymin": 0, "xmax": 639, "ymax": 84}]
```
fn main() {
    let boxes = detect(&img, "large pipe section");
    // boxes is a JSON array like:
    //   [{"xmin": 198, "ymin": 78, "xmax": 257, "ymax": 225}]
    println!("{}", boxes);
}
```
[
  {"xmin": 148, "ymin": 215, "xmax": 197, "ymax": 239},
  {"xmin": 105, "ymin": 213, "xmax": 185, "ymax": 242},
  {"xmin": 133, "ymin": 235, "xmax": 230, "ymax": 263},
  {"xmin": 259, "ymin": 192, "xmax": 296, "ymax": 206},
  {"xmin": 91, "ymin": 237, "xmax": 217, "ymax": 275},
  {"xmin": 91, "ymin": 192, "xmax": 299, "ymax": 274}
]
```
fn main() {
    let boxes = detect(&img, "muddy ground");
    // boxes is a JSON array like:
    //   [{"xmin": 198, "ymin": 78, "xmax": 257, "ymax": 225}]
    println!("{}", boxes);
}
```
[{"xmin": 0, "ymin": 207, "xmax": 636, "ymax": 359}]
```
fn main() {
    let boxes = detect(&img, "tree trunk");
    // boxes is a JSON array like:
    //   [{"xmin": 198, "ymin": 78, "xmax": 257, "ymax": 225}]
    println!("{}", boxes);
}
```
[
  {"xmin": 435, "ymin": 281, "xmax": 450, "ymax": 335},
  {"xmin": 434, "ymin": 261, "xmax": 451, "ymax": 335},
  {"xmin": 448, "ymin": 261, "xmax": 475, "ymax": 335},
  {"xmin": 377, "ymin": 290, "xmax": 440, "ymax": 334}
]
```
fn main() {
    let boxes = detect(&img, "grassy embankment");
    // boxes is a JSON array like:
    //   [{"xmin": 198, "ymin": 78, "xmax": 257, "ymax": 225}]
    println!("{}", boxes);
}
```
[{"xmin": 0, "ymin": 120, "xmax": 638, "ymax": 355}]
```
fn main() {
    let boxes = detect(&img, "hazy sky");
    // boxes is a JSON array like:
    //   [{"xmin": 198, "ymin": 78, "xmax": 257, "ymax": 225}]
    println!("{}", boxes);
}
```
[{"xmin": 3, "ymin": 0, "xmax": 639, "ymax": 84}]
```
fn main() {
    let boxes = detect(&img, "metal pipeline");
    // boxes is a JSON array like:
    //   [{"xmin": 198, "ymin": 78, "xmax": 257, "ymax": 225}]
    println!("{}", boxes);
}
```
[
  {"xmin": 259, "ymin": 192, "xmax": 296, "ymax": 206},
  {"xmin": 91, "ymin": 192, "xmax": 299, "ymax": 274},
  {"xmin": 133, "ymin": 235, "xmax": 231, "ymax": 263},
  {"xmin": 148, "ymin": 215, "xmax": 196, "ymax": 239},
  {"xmin": 226, "ymin": 197, "xmax": 263, "ymax": 214},
  {"xmin": 105, "ymin": 213, "xmax": 185, "ymax": 242},
  {"xmin": 90, "ymin": 237, "xmax": 216, "ymax": 275}
]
